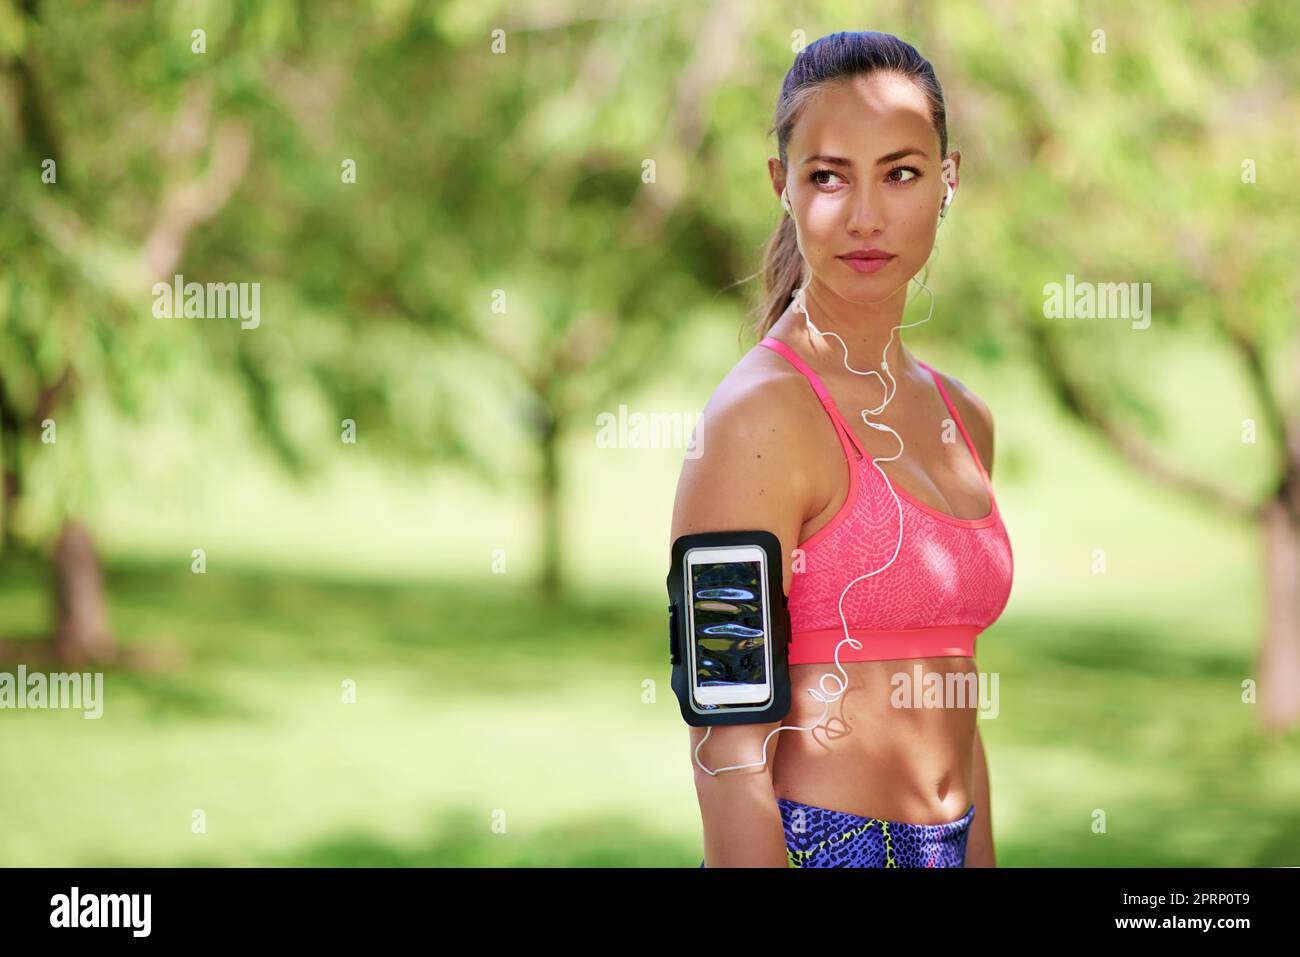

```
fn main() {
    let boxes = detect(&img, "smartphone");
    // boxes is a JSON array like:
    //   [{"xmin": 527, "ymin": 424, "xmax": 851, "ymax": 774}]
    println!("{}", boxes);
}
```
[{"xmin": 683, "ymin": 544, "xmax": 774, "ymax": 710}]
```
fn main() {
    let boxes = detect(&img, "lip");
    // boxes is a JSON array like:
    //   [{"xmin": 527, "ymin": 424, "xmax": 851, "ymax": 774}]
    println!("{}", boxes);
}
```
[{"xmin": 838, "ymin": 251, "xmax": 895, "ymax": 274}]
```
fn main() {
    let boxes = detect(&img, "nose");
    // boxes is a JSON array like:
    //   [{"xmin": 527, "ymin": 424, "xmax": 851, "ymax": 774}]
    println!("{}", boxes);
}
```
[{"xmin": 846, "ymin": 183, "xmax": 884, "ymax": 236}]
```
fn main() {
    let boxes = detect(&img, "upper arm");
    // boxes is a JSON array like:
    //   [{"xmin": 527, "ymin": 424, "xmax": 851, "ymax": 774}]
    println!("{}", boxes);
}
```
[
  {"xmin": 670, "ymin": 376, "xmax": 811, "ymax": 781},
  {"xmin": 669, "ymin": 378, "xmax": 812, "ymax": 589}
]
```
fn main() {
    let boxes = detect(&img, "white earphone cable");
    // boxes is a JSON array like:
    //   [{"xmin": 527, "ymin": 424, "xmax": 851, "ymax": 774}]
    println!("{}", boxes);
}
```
[
  {"xmin": 694, "ymin": 274, "xmax": 939, "ymax": 776},
  {"xmin": 693, "ymin": 178, "xmax": 950, "ymax": 776}
]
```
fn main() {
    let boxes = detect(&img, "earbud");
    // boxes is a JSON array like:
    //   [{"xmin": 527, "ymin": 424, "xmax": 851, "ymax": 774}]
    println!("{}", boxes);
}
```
[
  {"xmin": 791, "ymin": 284, "xmax": 820, "ymax": 335},
  {"xmin": 781, "ymin": 188, "xmax": 792, "ymax": 213},
  {"xmin": 938, "ymin": 179, "xmax": 954, "ymax": 223}
]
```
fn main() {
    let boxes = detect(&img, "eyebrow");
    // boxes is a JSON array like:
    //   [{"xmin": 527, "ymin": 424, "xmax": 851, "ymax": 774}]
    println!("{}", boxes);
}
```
[{"xmin": 801, "ymin": 147, "xmax": 929, "ymax": 167}]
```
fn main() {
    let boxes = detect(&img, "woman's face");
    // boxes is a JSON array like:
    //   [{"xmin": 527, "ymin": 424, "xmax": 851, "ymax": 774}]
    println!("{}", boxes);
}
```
[{"xmin": 770, "ymin": 72, "xmax": 958, "ymax": 304}]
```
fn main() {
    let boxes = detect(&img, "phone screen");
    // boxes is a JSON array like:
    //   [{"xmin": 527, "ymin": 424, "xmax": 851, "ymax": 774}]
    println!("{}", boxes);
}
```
[{"xmin": 688, "ymin": 556, "xmax": 771, "ymax": 707}]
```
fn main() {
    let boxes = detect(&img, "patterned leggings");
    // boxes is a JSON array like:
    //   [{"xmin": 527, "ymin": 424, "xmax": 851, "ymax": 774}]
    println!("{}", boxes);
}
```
[{"xmin": 700, "ymin": 799, "xmax": 975, "ymax": 868}]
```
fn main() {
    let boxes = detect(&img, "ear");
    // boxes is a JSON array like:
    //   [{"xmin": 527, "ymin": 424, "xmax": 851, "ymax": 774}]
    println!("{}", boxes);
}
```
[
  {"xmin": 768, "ymin": 156, "xmax": 786, "ymax": 203},
  {"xmin": 942, "ymin": 149, "xmax": 962, "ymax": 193}
]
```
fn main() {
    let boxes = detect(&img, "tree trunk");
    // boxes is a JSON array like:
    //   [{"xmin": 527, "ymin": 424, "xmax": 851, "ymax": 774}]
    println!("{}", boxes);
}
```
[
  {"xmin": 0, "ymin": 417, "xmax": 20, "ymax": 554},
  {"xmin": 50, "ymin": 519, "xmax": 118, "ymax": 665},
  {"xmin": 1257, "ymin": 499, "xmax": 1300, "ymax": 731},
  {"xmin": 538, "ymin": 407, "xmax": 562, "ymax": 603}
]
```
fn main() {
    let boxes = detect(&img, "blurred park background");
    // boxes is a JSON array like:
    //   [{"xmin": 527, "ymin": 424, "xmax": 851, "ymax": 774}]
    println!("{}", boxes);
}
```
[{"xmin": 1, "ymin": 0, "xmax": 1298, "ymax": 866}]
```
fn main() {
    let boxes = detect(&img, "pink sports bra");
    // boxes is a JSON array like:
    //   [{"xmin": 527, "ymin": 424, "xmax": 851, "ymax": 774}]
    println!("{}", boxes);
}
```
[{"xmin": 758, "ymin": 335, "xmax": 1013, "ymax": 665}]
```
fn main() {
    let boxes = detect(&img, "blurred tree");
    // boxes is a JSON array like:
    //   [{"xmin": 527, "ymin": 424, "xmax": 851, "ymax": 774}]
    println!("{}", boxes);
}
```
[
  {"xmin": 0, "ymin": 0, "xmax": 477, "ymax": 656},
  {"xmin": 401, "ymin": 0, "xmax": 764, "ymax": 597},
  {"xmin": 913, "ymin": 1, "xmax": 1300, "ymax": 728},
  {"xmin": 0, "ymin": 0, "xmax": 760, "ymax": 651}
]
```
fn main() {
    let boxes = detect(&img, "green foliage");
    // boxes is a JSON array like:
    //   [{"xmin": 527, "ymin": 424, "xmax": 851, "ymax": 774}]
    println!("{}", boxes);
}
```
[{"xmin": 3, "ymin": 1, "xmax": 1295, "ymax": 547}]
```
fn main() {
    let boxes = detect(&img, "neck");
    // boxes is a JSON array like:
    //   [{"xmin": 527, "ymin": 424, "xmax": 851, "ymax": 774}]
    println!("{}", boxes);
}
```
[{"xmin": 793, "ymin": 278, "xmax": 922, "ymax": 380}]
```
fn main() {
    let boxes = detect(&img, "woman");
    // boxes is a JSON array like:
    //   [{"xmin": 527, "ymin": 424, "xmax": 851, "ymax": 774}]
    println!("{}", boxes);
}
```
[{"xmin": 671, "ymin": 31, "xmax": 1013, "ymax": 867}]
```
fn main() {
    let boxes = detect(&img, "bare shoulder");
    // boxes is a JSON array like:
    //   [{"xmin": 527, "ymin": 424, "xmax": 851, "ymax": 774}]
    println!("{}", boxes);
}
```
[
  {"xmin": 929, "ymin": 366, "xmax": 996, "ymax": 478},
  {"xmin": 668, "ymin": 345, "xmax": 818, "ymax": 548},
  {"xmin": 707, "ymin": 345, "xmax": 818, "ymax": 444}
]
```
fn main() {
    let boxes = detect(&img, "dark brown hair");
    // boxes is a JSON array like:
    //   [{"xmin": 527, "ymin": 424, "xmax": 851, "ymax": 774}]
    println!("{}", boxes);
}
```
[{"xmin": 747, "ymin": 31, "xmax": 949, "ymax": 342}]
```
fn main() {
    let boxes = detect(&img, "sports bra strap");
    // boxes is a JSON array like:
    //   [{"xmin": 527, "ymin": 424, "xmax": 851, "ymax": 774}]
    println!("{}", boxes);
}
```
[
  {"xmin": 759, "ymin": 336, "xmax": 868, "ymax": 459},
  {"xmin": 915, "ymin": 360, "xmax": 991, "ymax": 481}
]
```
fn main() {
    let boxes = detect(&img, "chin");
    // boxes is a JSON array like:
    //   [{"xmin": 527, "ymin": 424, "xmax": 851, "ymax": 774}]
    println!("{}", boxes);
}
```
[
  {"xmin": 829, "ymin": 269, "xmax": 896, "ymax": 293},
  {"xmin": 840, "ymin": 277, "xmax": 915, "ymax": 307}
]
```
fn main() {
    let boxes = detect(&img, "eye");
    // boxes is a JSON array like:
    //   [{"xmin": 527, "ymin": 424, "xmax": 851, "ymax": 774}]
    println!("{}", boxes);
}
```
[
  {"xmin": 887, "ymin": 165, "xmax": 922, "ymax": 183},
  {"xmin": 809, "ymin": 168, "xmax": 844, "ymax": 188}
]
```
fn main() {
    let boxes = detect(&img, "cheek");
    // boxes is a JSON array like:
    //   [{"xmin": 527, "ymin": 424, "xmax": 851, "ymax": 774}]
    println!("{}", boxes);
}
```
[
  {"xmin": 895, "ymin": 190, "xmax": 936, "ymax": 227},
  {"xmin": 894, "ymin": 194, "xmax": 938, "ymax": 248}
]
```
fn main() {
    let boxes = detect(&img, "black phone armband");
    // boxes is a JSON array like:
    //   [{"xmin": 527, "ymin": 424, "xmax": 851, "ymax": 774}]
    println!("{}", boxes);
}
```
[{"xmin": 666, "ymin": 529, "xmax": 791, "ymax": 726}]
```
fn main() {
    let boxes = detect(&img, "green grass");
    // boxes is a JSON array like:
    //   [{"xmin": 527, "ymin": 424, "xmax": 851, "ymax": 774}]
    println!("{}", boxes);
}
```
[
  {"xmin": 0, "ymin": 552, "xmax": 703, "ymax": 867},
  {"xmin": 1, "ymin": 549, "xmax": 1297, "ymax": 867}
]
